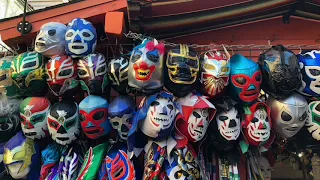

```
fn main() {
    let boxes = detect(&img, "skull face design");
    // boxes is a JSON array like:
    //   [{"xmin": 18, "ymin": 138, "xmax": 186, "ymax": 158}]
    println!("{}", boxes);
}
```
[
  {"xmin": 305, "ymin": 101, "xmax": 320, "ymax": 141},
  {"xmin": 35, "ymin": 22, "xmax": 67, "ymax": 57},
  {"xmin": 65, "ymin": 18, "xmax": 97, "ymax": 58},
  {"xmin": 78, "ymin": 53, "xmax": 108, "ymax": 95},
  {"xmin": 109, "ymin": 96, "xmax": 136, "ymax": 141},
  {"xmin": 186, "ymin": 109, "xmax": 209, "ymax": 142},
  {"xmin": 0, "ymin": 56, "xmax": 20, "ymax": 98},
  {"xmin": 216, "ymin": 107, "xmax": 240, "ymax": 141},
  {"xmin": 267, "ymin": 93, "xmax": 308, "ymax": 138},
  {"xmin": 107, "ymin": 57, "xmax": 129, "ymax": 94},
  {"xmin": 79, "ymin": 95, "xmax": 111, "ymax": 139},
  {"xmin": 19, "ymin": 97, "xmax": 50, "ymax": 140},
  {"xmin": 47, "ymin": 101, "xmax": 80, "ymax": 145},
  {"xmin": 0, "ymin": 98, "xmax": 21, "ymax": 142},
  {"xmin": 230, "ymin": 54, "xmax": 262, "ymax": 104},
  {"xmin": 200, "ymin": 49, "xmax": 230, "ymax": 98}
]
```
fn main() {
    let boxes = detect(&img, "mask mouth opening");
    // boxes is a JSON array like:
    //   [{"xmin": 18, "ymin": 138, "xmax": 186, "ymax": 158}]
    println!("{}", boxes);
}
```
[
  {"xmin": 72, "ymin": 45, "xmax": 84, "ymax": 49},
  {"xmin": 36, "ymin": 42, "xmax": 46, "ymax": 47},
  {"xmin": 85, "ymin": 128, "xmax": 101, "ymax": 134},
  {"xmin": 24, "ymin": 132, "xmax": 37, "ymax": 136},
  {"xmin": 56, "ymin": 137, "xmax": 69, "ymax": 141}
]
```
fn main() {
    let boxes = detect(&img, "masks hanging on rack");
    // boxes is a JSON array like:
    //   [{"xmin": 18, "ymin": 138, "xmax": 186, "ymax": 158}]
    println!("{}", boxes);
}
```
[
  {"xmin": 229, "ymin": 54, "xmax": 261, "ymax": 105},
  {"xmin": 128, "ymin": 38, "xmax": 165, "ymax": 94},
  {"xmin": 19, "ymin": 97, "xmax": 51, "ymax": 140},
  {"xmin": 215, "ymin": 107, "xmax": 241, "ymax": 141},
  {"xmin": 259, "ymin": 45, "xmax": 301, "ymax": 98},
  {"xmin": 305, "ymin": 101, "xmax": 320, "ymax": 141},
  {"xmin": 0, "ymin": 98, "xmax": 21, "ymax": 142},
  {"xmin": 107, "ymin": 56, "xmax": 130, "ymax": 94},
  {"xmin": 267, "ymin": 93, "xmax": 308, "ymax": 138},
  {"xmin": 35, "ymin": 22, "xmax": 67, "ymax": 57},
  {"xmin": 0, "ymin": 56, "xmax": 20, "ymax": 98},
  {"xmin": 165, "ymin": 44, "xmax": 200, "ymax": 97},
  {"xmin": 65, "ymin": 18, "xmax": 97, "ymax": 58}
]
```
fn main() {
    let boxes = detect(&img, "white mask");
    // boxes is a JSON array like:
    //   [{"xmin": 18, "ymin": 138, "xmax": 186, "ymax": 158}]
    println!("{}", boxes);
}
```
[
  {"xmin": 247, "ymin": 109, "xmax": 271, "ymax": 142},
  {"xmin": 110, "ymin": 113, "xmax": 133, "ymax": 140},
  {"xmin": 187, "ymin": 109, "xmax": 209, "ymax": 142},
  {"xmin": 216, "ymin": 107, "xmax": 240, "ymax": 141}
]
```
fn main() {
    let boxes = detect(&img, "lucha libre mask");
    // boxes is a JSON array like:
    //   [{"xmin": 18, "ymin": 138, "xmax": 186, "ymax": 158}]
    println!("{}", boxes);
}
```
[
  {"xmin": 229, "ymin": 54, "xmax": 262, "ymax": 104},
  {"xmin": 0, "ymin": 98, "xmax": 21, "ymax": 142},
  {"xmin": 4, "ymin": 132, "xmax": 40, "ymax": 180},
  {"xmin": 107, "ymin": 57, "xmax": 129, "ymax": 94},
  {"xmin": 78, "ymin": 53, "xmax": 109, "ymax": 96},
  {"xmin": 165, "ymin": 44, "xmax": 200, "ymax": 97},
  {"xmin": 242, "ymin": 102, "xmax": 272, "ymax": 146},
  {"xmin": 65, "ymin": 18, "xmax": 97, "ymax": 58},
  {"xmin": 47, "ymin": 100, "xmax": 80, "ymax": 145},
  {"xmin": 11, "ymin": 52, "xmax": 47, "ymax": 97},
  {"xmin": 200, "ymin": 47, "xmax": 230, "ymax": 98},
  {"xmin": 46, "ymin": 55, "xmax": 78, "ymax": 97},
  {"xmin": 298, "ymin": 50, "xmax": 320, "ymax": 96},
  {"xmin": 257, "ymin": 156, "xmax": 272, "ymax": 180},
  {"xmin": 267, "ymin": 93, "xmax": 308, "ymax": 138},
  {"xmin": 215, "ymin": 107, "xmax": 241, "ymax": 141},
  {"xmin": 176, "ymin": 93, "xmax": 216, "ymax": 142},
  {"xmin": 128, "ymin": 39, "xmax": 165, "ymax": 94},
  {"xmin": 35, "ymin": 22, "xmax": 67, "ymax": 57},
  {"xmin": 259, "ymin": 45, "xmax": 301, "ymax": 98},
  {"xmin": 20, "ymin": 97, "xmax": 51, "ymax": 140},
  {"xmin": 109, "ymin": 96, "xmax": 136, "ymax": 141},
  {"xmin": 305, "ymin": 101, "xmax": 320, "ymax": 141},
  {"xmin": 0, "ymin": 56, "xmax": 20, "ymax": 98},
  {"xmin": 79, "ymin": 95, "xmax": 111, "ymax": 139}
]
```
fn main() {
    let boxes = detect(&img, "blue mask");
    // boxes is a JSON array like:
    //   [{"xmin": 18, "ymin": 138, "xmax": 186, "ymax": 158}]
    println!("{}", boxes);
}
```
[{"xmin": 65, "ymin": 18, "xmax": 97, "ymax": 58}]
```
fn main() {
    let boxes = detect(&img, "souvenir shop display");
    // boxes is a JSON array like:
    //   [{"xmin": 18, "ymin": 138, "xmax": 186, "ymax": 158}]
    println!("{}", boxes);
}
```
[
  {"xmin": 107, "ymin": 56, "xmax": 130, "ymax": 94},
  {"xmin": 0, "ymin": 56, "xmax": 20, "ymax": 98},
  {"xmin": 0, "ymin": 98, "xmax": 21, "ymax": 142}
]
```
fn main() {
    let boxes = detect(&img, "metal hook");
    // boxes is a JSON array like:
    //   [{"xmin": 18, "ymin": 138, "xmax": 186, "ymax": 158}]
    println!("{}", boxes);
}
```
[
  {"xmin": 298, "ymin": 45, "xmax": 302, "ymax": 54},
  {"xmin": 13, "ymin": 42, "xmax": 20, "ymax": 52},
  {"xmin": 100, "ymin": 35, "xmax": 107, "ymax": 41}
]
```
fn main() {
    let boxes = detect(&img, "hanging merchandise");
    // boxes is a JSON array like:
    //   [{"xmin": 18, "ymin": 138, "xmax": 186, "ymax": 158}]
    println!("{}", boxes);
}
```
[
  {"xmin": 77, "ymin": 53, "xmax": 109, "ymax": 96},
  {"xmin": 165, "ymin": 44, "xmax": 200, "ymax": 97},
  {"xmin": 46, "ymin": 55, "xmax": 79, "ymax": 98},
  {"xmin": 259, "ymin": 45, "xmax": 301, "ymax": 99},
  {"xmin": 47, "ymin": 100, "xmax": 80, "ymax": 145},
  {"xmin": 215, "ymin": 107, "xmax": 241, "ymax": 141},
  {"xmin": 11, "ymin": 52, "xmax": 47, "ymax": 97},
  {"xmin": 108, "ymin": 95, "xmax": 136, "ymax": 141},
  {"xmin": 229, "ymin": 54, "xmax": 262, "ymax": 105},
  {"xmin": 40, "ymin": 143, "xmax": 63, "ymax": 180},
  {"xmin": 0, "ymin": 56, "xmax": 20, "ymax": 98},
  {"xmin": 107, "ymin": 56, "xmax": 130, "ymax": 95},
  {"xmin": 297, "ymin": 50, "xmax": 320, "ymax": 97},
  {"xmin": 128, "ymin": 38, "xmax": 165, "ymax": 94},
  {"xmin": 267, "ymin": 93, "xmax": 308, "ymax": 139},
  {"xmin": 200, "ymin": 46, "xmax": 230, "ymax": 98},
  {"xmin": 19, "ymin": 97, "xmax": 51, "ymax": 140},
  {"xmin": 35, "ymin": 22, "xmax": 67, "ymax": 57},
  {"xmin": 0, "ymin": 98, "xmax": 21, "ymax": 142},
  {"xmin": 79, "ymin": 95, "xmax": 111, "ymax": 139},
  {"xmin": 257, "ymin": 156, "xmax": 272, "ymax": 180},
  {"xmin": 3, "ymin": 131, "xmax": 40, "ymax": 180},
  {"xmin": 65, "ymin": 18, "xmax": 97, "ymax": 58},
  {"xmin": 305, "ymin": 101, "xmax": 320, "ymax": 141}
]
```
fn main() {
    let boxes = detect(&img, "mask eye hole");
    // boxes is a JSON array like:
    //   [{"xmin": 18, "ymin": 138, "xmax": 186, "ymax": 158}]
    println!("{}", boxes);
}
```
[
  {"xmin": 300, "ymin": 112, "xmax": 307, "ymax": 121},
  {"xmin": 281, "ymin": 111, "xmax": 292, "ymax": 121},
  {"xmin": 218, "ymin": 116, "xmax": 228, "ymax": 121},
  {"xmin": 65, "ymin": 119, "xmax": 76, "ymax": 129},
  {"xmin": 112, "ymin": 121, "xmax": 119, "ymax": 127},
  {"xmin": 97, "ymin": 66, "xmax": 106, "ymax": 74},
  {"xmin": 0, "ymin": 74, "xmax": 7, "ymax": 81},
  {"xmin": 167, "ymin": 104, "xmax": 173, "ymax": 110},
  {"xmin": 131, "ymin": 51, "xmax": 142, "ymax": 63},
  {"xmin": 252, "ymin": 117, "xmax": 259, "ymax": 123},
  {"xmin": 23, "ymin": 61, "xmax": 37, "ymax": 69},
  {"xmin": 255, "ymin": 74, "xmax": 261, "ymax": 82},
  {"xmin": 316, "ymin": 104, "xmax": 320, "ymax": 112},
  {"xmin": 58, "ymin": 69, "xmax": 72, "ymax": 77},
  {"xmin": 151, "ymin": 101, "xmax": 160, "ymax": 106},
  {"xmin": 82, "ymin": 32, "xmax": 91, "ymax": 37},
  {"xmin": 49, "ymin": 120, "xmax": 59, "ymax": 129},
  {"xmin": 193, "ymin": 111, "xmax": 201, "ymax": 118},
  {"xmin": 66, "ymin": 32, "xmax": 73, "ymax": 38},
  {"xmin": 48, "ymin": 29, "xmax": 56, "ymax": 36},
  {"xmin": 32, "ymin": 116, "xmax": 44, "ymax": 124},
  {"xmin": 79, "ymin": 114, "xmax": 86, "ymax": 122},
  {"xmin": 314, "ymin": 115, "xmax": 320, "ymax": 123},
  {"xmin": 93, "ymin": 111, "xmax": 105, "ymax": 121},
  {"xmin": 204, "ymin": 64, "xmax": 215, "ymax": 70},
  {"xmin": 309, "ymin": 69, "xmax": 320, "ymax": 76},
  {"xmin": 221, "ymin": 67, "xmax": 229, "ymax": 72},
  {"xmin": 235, "ymin": 77, "xmax": 247, "ymax": 85},
  {"xmin": 78, "ymin": 69, "xmax": 87, "ymax": 76},
  {"xmin": 147, "ymin": 54, "xmax": 159, "ymax": 63}
]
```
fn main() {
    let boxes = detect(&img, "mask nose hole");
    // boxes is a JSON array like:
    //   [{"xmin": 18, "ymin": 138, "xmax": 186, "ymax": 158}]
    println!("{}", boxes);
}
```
[{"xmin": 229, "ymin": 119, "xmax": 237, "ymax": 128}]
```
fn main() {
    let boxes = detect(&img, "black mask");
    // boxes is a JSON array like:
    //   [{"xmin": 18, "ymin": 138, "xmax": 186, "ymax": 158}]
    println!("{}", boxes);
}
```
[{"xmin": 107, "ymin": 57, "xmax": 130, "ymax": 94}]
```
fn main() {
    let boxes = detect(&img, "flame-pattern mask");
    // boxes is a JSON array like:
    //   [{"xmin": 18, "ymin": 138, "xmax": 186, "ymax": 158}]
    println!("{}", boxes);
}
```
[
  {"xmin": 46, "ymin": 55, "xmax": 78, "ymax": 97},
  {"xmin": 298, "ymin": 50, "xmax": 320, "ymax": 96},
  {"xmin": 47, "ymin": 101, "xmax": 80, "ymax": 145},
  {"xmin": 0, "ymin": 98, "xmax": 21, "ymax": 142},
  {"xmin": 65, "ymin": 18, "xmax": 97, "ymax": 58},
  {"xmin": 242, "ymin": 102, "xmax": 272, "ymax": 146},
  {"xmin": 200, "ymin": 48, "xmax": 230, "ymax": 98},
  {"xmin": 109, "ymin": 96, "xmax": 136, "ymax": 141},
  {"xmin": 107, "ymin": 57, "xmax": 129, "ymax": 94},
  {"xmin": 305, "ymin": 101, "xmax": 320, "ymax": 141},
  {"xmin": 216, "ymin": 107, "xmax": 241, "ymax": 141},
  {"xmin": 35, "ymin": 22, "xmax": 67, "ymax": 57},
  {"xmin": 79, "ymin": 95, "xmax": 111, "ymax": 139},
  {"xmin": 230, "ymin": 54, "xmax": 262, "ymax": 104},
  {"xmin": 0, "ymin": 56, "xmax": 20, "ymax": 98},
  {"xmin": 128, "ymin": 38, "xmax": 165, "ymax": 94},
  {"xmin": 4, "ymin": 132, "xmax": 40, "ymax": 180},
  {"xmin": 19, "ymin": 97, "xmax": 50, "ymax": 140},
  {"xmin": 78, "ymin": 53, "xmax": 109, "ymax": 96},
  {"xmin": 267, "ymin": 93, "xmax": 307, "ymax": 138},
  {"xmin": 11, "ymin": 52, "xmax": 47, "ymax": 97}
]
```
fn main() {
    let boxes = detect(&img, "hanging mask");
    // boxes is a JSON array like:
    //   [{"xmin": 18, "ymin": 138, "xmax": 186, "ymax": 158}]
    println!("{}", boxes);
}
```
[
  {"xmin": 19, "ymin": 97, "xmax": 50, "ymax": 140},
  {"xmin": 165, "ymin": 44, "xmax": 200, "ymax": 97},
  {"xmin": 11, "ymin": 52, "xmax": 47, "ymax": 97},
  {"xmin": 298, "ymin": 50, "xmax": 320, "ymax": 96},
  {"xmin": 109, "ymin": 96, "xmax": 136, "ymax": 141},
  {"xmin": 65, "ymin": 18, "xmax": 97, "ymax": 58},
  {"xmin": 0, "ymin": 142, "xmax": 5, "ymax": 177},
  {"xmin": 107, "ymin": 56, "xmax": 129, "ymax": 94},
  {"xmin": 46, "ymin": 55, "xmax": 79, "ymax": 97},
  {"xmin": 0, "ymin": 98, "xmax": 21, "ymax": 142},
  {"xmin": 259, "ymin": 45, "xmax": 301, "ymax": 98},
  {"xmin": 79, "ymin": 95, "xmax": 111, "ymax": 139},
  {"xmin": 176, "ymin": 93, "xmax": 216, "ymax": 142},
  {"xmin": 0, "ymin": 56, "xmax": 20, "ymax": 98},
  {"xmin": 128, "ymin": 38, "xmax": 165, "ymax": 94},
  {"xmin": 215, "ymin": 107, "xmax": 241, "ymax": 141},
  {"xmin": 200, "ymin": 47, "xmax": 230, "ymax": 98},
  {"xmin": 305, "ymin": 101, "xmax": 320, "ymax": 141},
  {"xmin": 47, "ymin": 100, "xmax": 80, "ymax": 145},
  {"xmin": 242, "ymin": 102, "xmax": 272, "ymax": 146},
  {"xmin": 40, "ymin": 143, "xmax": 62, "ymax": 180},
  {"xmin": 35, "ymin": 22, "xmax": 67, "ymax": 57},
  {"xmin": 4, "ymin": 132, "xmax": 40, "ymax": 180},
  {"xmin": 143, "ymin": 141, "xmax": 167, "ymax": 179},
  {"xmin": 267, "ymin": 93, "xmax": 307, "ymax": 138},
  {"xmin": 78, "ymin": 53, "xmax": 109, "ymax": 96}
]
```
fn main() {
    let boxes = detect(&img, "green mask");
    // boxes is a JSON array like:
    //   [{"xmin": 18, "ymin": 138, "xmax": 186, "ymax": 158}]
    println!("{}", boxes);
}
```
[{"xmin": 0, "ymin": 56, "xmax": 20, "ymax": 98}]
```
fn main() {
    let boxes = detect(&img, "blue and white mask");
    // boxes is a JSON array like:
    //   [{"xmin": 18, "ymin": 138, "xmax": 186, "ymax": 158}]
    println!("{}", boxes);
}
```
[{"xmin": 65, "ymin": 18, "xmax": 97, "ymax": 58}]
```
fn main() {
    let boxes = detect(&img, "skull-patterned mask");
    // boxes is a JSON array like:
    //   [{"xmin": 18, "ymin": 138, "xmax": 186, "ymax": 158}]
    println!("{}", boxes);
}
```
[
  {"xmin": 35, "ymin": 22, "xmax": 67, "ymax": 57},
  {"xmin": 216, "ymin": 107, "xmax": 241, "ymax": 141},
  {"xmin": 47, "ymin": 100, "xmax": 80, "ymax": 145},
  {"xmin": 20, "ymin": 97, "xmax": 51, "ymax": 140},
  {"xmin": 107, "ymin": 57, "xmax": 129, "ymax": 94},
  {"xmin": 305, "ymin": 101, "xmax": 320, "ymax": 141}
]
